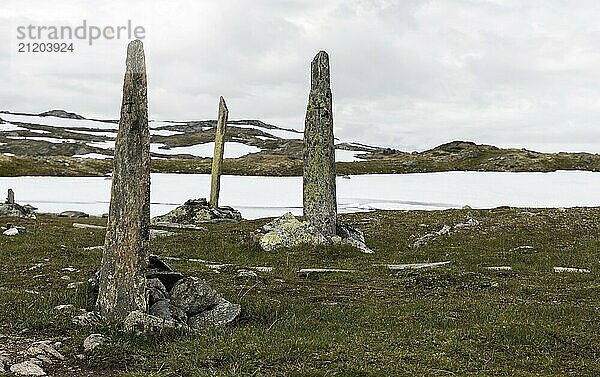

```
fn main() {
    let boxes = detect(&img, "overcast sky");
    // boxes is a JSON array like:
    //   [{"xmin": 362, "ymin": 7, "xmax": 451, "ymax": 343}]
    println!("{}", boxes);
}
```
[{"xmin": 2, "ymin": 0, "xmax": 600, "ymax": 152}]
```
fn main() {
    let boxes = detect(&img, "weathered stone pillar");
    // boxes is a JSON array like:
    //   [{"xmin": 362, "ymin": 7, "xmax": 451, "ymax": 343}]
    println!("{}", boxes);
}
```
[
  {"xmin": 6, "ymin": 189, "xmax": 14, "ymax": 204},
  {"xmin": 209, "ymin": 96, "xmax": 228, "ymax": 208},
  {"xmin": 303, "ymin": 51, "xmax": 337, "ymax": 237},
  {"xmin": 97, "ymin": 40, "xmax": 151, "ymax": 320}
]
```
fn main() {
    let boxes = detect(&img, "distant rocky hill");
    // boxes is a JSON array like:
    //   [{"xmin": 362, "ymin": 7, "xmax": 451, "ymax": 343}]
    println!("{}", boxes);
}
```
[{"xmin": 1, "ymin": 110, "xmax": 600, "ymax": 177}]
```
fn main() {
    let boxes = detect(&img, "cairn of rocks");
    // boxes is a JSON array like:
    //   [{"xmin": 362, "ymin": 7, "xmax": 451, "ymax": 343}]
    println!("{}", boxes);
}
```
[
  {"xmin": 0, "ymin": 189, "xmax": 36, "ymax": 219},
  {"xmin": 90, "ymin": 256, "xmax": 240, "ymax": 334},
  {"xmin": 151, "ymin": 198, "xmax": 242, "ymax": 227},
  {"xmin": 252, "ymin": 51, "xmax": 372, "ymax": 254}
]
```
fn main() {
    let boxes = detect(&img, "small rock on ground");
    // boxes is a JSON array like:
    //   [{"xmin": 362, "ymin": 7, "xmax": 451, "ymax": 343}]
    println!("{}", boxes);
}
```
[
  {"xmin": 83, "ymin": 334, "xmax": 108, "ymax": 352},
  {"xmin": 10, "ymin": 360, "xmax": 46, "ymax": 376}
]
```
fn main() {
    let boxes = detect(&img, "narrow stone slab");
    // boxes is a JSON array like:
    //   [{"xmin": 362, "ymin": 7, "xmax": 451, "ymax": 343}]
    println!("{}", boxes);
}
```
[
  {"xmin": 303, "ymin": 51, "xmax": 337, "ymax": 237},
  {"xmin": 73, "ymin": 223, "xmax": 104, "ymax": 230},
  {"xmin": 554, "ymin": 267, "xmax": 590, "ymax": 273},
  {"xmin": 210, "ymin": 97, "xmax": 228, "ymax": 208},
  {"xmin": 486, "ymin": 266, "xmax": 512, "ymax": 271},
  {"xmin": 379, "ymin": 261, "xmax": 451, "ymax": 270},
  {"xmin": 252, "ymin": 266, "xmax": 273, "ymax": 273},
  {"xmin": 297, "ymin": 268, "xmax": 355, "ymax": 276},
  {"xmin": 83, "ymin": 246, "xmax": 103, "ymax": 251},
  {"xmin": 153, "ymin": 221, "xmax": 207, "ymax": 230},
  {"xmin": 149, "ymin": 229, "xmax": 177, "ymax": 239},
  {"xmin": 97, "ymin": 40, "xmax": 150, "ymax": 320}
]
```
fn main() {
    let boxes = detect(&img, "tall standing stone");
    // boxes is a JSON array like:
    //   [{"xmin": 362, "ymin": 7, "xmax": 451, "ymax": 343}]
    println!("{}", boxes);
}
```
[
  {"xmin": 97, "ymin": 40, "xmax": 151, "ymax": 320},
  {"xmin": 6, "ymin": 189, "xmax": 14, "ymax": 204},
  {"xmin": 303, "ymin": 51, "xmax": 337, "ymax": 237},
  {"xmin": 209, "ymin": 97, "xmax": 228, "ymax": 208}
]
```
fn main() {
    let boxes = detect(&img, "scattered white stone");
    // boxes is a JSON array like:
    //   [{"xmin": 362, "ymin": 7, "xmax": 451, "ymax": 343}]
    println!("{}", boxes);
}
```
[
  {"xmin": 380, "ymin": 261, "xmax": 451, "ymax": 270},
  {"xmin": 3, "ymin": 227, "xmax": 19, "ymax": 236},
  {"xmin": 60, "ymin": 275, "xmax": 71, "ymax": 280},
  {"xmin": 27, "ymin": 341, "xmax": 64, "ymax": 361},
  {"xmin": 297, "ymin": 268, "xmax": 355, "ymax": 276},
  {"xmin": 72, "ymin": 223, "xmax": 104, "ymax": 230},
  {"xmin": 412, "ymin": 225, "xmax": 451, "ymax": 249},
  {"xmin": 10, "ymin": 360, "xmax": 46, "ymax": 376},
  {"xmin": 72, "ymin": 311, "xmax": 101, "ymax": 326},
  {"xmin": 554, "ymin": 267, "xmax": 590, "ymax": 273},
  {"xmin": 153, "ymin": 222, "xmax": 206, "ymax": 230},
  {"xmin": 24, "ymin": 290, "xmax": 39, "ymax": 295},
  {"xmin": 28, "ymin": 263, "xmax": 43, "ymax": 271},
  {"xmin": 237, "ymin": 269, "xmax": 258, "ymax": 278},
  {"xmin": 454, "ymin": 218, "xmax": 480, "ymax": 229},
  {"xmin": 150, "ymin": 229, "xmax": 177, "ymax": 240},
  {"xmin": 83, "ymin": 334, "xmax": 108, "ymax": 352},
  {"xmin": 206, "ymin": 264, "xmax": 233, "ymax": 273},
  {"xmin": 83, "ymin": 246, "xmax": 103, "ymax": 251},
  {"xmin": 34, "ymin": 354, "xmax": 52, "ymax": 365},
  {"xmin": 511, "ymin": 245, "xmax": 535, "ymax": 252},
  {"xmin": 61, "ymin": 267, "xmax": 78, "ymax": 272},
  {"xmin": 486, "ymin": 266, "xmax": 512, "ymax": 271},
  {"xmin": 54, "ymin": 304, "xmax": 74, "ymax": 311},
  {"xmin": 252, "ymin": 266, "xmax": 273, "ymax": 273},
  {"xmin": 67, "ymin": 282, "xmax": 83, "ymax": 289}
]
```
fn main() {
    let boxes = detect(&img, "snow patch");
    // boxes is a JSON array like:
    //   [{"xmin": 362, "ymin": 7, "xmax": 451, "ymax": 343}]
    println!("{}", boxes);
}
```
[{"xmin": 151, "ymin": 142, "xmax": 261, "ymax": 158}]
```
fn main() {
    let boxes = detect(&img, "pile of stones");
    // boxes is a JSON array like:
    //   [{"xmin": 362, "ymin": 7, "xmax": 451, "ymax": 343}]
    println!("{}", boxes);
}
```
[
  {"xmin": 91, "ymin": 256, "xmax": 240, "ymax": 334},
  {"xmin": 2, "ymin": 223, "xmax": 26, "ymax": 236},
  {"xmin": 0, "ymin": 189, "xmax": 36, "ymax": 219},
  {"xmin": 2, "ymin": 340, "xmax": 64, "ymax": 376},
  {"xmin": 151, "ymin": 198, "xmax": 242, "ymax": 226},
  {"xmin": 253, "ymin": 212, "xmax": 373, "ymax": 253}
]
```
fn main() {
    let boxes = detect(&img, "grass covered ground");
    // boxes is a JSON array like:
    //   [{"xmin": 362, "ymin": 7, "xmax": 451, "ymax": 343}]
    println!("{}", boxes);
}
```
[{"xmin": 0, "ymin": 207, "xmax": 599, "ymax": 376}]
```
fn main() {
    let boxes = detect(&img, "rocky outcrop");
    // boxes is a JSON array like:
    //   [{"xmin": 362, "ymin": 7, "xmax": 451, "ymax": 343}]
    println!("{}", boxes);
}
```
[
  {"xmin": 151, "ymin": 198, "xmax": 242, "ymax": 225},
  {"xmin": 253, "ymin": 212, "xmax": 373, "ymax": 253},
  {"xmin": 39, "ymin": 109, "xmax": 85, "ymax": 119}
]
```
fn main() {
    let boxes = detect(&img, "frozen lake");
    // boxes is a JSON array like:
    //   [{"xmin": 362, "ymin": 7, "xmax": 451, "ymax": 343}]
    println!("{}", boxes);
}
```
[{"xmin": 1, "ymin": 171, "xmax": 599, "ymax": 219}]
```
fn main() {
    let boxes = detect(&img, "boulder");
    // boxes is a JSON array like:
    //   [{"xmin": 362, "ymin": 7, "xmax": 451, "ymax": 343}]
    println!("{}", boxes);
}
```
[
  {"xmin": 123, "ymin": 310, "xmax": 189, "ymax": 335},
  {"xmin": 146, "ymin": 255, "xmax": 183, "ymax": 291},
  {"xmin": 254, "ymin": 212, "xmax": 372, "ymax": 253},
  {"xmin": 83, "ymin": 334, "xmax": 108, "ymax": 352},
  {"xmin": 257, "ymin": 212, "xmax": 328, "ymax": 251},
  {"xmin": 72, "ymin": 311, "xmax": 101, "ymax": 326},
  {"xmin": 145, "ymin": 278, "xmax": 168, "ymax": 306},
  {"xmin": 3, "ymin": 227, "xmax": 18, "ymax": 236},
  {"xmin": 149, "ymin": 300, "xmax": 187, "ymax": 322},
  {"xmin": 10, "ymin": 360, "xmax": 46, "ymax": 376},
  {"xmin": 58, "ymin": 211, "xmax": 89, "ymax": 218},
  {"xmin": 170, "ymin": 277, "xmax": 220, "ymax": 316},
  {"xmin": 188, "ymin": 298, "xmax": 241, "ymax": 328},
  {"xmin": 151, "ymin": 198, "xmax": 242, "ymax": 226}
]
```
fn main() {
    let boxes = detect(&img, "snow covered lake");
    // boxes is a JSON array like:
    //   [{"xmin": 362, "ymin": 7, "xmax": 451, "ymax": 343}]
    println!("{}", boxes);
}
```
[{"xmin": 1, "ymin": 171, "xmax": 599, "ymax": 220}]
